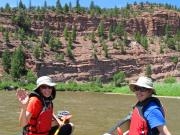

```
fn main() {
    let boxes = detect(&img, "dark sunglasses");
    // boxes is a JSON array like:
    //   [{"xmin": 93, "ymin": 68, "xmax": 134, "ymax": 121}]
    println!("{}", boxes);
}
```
[
  {"xmin": 133, "ymin": 86, "xmax": 148, "ymax": 92},
  {"xmin": 40, "ymin": 85, "xmax": 53, "ymax": 89}
]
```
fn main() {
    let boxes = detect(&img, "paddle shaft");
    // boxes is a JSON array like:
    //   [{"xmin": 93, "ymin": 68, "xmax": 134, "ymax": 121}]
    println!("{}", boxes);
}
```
[{"xmin": 107, "ymin": 113, "xmax": 131, "ymax": 134}]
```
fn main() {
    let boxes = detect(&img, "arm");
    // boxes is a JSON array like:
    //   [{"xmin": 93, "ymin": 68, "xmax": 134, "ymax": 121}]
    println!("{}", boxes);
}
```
[
  {"xmin": 144, "ymin": 102, "xmax": 171, "ymax": 135},
  {"xmin": 52, "ymin": 113, "xmax": 64, "ymax": 127},
  {"xmin": 157, "ymin": 125, "xmax": 171, "ymax": 135},
  {"xmin": 16, "ymin": 89, "xmax": 32, "ymax": 127}
]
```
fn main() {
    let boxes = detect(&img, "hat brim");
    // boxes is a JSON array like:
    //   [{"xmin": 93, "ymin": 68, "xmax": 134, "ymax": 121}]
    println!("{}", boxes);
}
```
[{"xmin": 129, "ymin": 83, "xmax": 156, "ymax": 94}]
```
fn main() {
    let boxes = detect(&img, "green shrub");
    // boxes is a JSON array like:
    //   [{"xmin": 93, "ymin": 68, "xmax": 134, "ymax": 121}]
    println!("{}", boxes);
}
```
[
  {"xmin": 164, "ymin": 76, "xmax": 176, "ymax": 83},
  {"xmin": 113, "ymin": 71, "xmax": 126, "ymax": 87}
]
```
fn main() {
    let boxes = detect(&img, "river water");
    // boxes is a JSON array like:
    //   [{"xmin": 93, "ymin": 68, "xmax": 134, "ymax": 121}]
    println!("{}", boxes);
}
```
[{"xmin": 0, "ymin": 91, "xmax": 179, "ymax": 135}]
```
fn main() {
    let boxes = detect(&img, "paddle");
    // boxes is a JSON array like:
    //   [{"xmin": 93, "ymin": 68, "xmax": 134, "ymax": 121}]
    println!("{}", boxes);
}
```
[
  {"xmin": 54, "ymin": 119, "xmax": 65, "ymax": 135},
  {"xmin": 53, "ymin": 113, "xmax": 72, "ymax": 135},
  {"xmin": 103, "ymin": 112, "xmax": 131, "ymax": 135}
]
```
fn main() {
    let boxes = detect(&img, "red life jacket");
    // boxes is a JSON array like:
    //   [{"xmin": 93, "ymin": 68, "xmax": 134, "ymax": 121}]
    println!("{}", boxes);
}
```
[
  {"xmin": 129, "ymin": 97, "xmax": 163, "ymax": 135},
  {"xmin": 23, "ymin": 92, "xmax": 53, "ymax": 135}
]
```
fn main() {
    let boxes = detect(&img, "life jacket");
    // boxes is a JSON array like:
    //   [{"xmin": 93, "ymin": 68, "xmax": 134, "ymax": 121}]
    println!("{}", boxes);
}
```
[
  {"xmin": 129, "ymin": 97, "xmax": 164, "ymax": 135},
  {"xmin": 23, "ymin": 92, "xmax": 53, "ymax": 135}
]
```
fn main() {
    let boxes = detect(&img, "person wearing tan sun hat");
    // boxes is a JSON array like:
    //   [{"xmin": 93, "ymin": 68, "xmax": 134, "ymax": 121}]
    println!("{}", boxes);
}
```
[
  {"xmin": 16, "ymin": 76, "xmax": 63, "ymax": 135},
  {"xmin": 128, "ymin": 76, "xmax": 171, "ymax": 135}
]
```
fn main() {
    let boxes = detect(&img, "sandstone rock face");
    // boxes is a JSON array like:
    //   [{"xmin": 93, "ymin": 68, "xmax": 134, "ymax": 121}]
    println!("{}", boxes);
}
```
[{"xmin": 0, "ymin": 9, "xmax": 179, "ymax": 82}]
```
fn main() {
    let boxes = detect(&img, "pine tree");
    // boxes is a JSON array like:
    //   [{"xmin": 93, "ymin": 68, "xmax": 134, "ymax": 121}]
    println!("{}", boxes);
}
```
[
  {"xmin": 42, "ymin": 27, "xmax": 51, "ymax": 44},
  {"xmin": 19, "ymin": 0, "xmax": 26, "ymax": 9},
  {"xmin": 64, "ymin": 3, "xmax": 69, "ymax": 13},
  {"xmin": 56, "ymin": 0, "xmax": 62, "ymax": 10},
  {"xmin": 108, "ymin": 26, "xmax": 113, "ymax": 41},
  {"xmin": 71, "ymin": 26, "xmax": 77, "ymax": 42},
  {"xmin": 145, "ymin": 64, "xmax": 152, "ymax": 78},
  {"xmin": 10, "ymin": 45, "xmax": 26, "ymax": 79},
  {"xmin": 33, "ymin": 44, "xmax": 41, "ymax": 59},
  {"xmin": 2, "ymin": 49, "xmax": 11, "ymax": 73},
  {"xmin": 98, "ymin": 21, "xmax": 104, "ymax": 37},
  {"xmin": 75, "ymin": 0, "xmax": 81, "ymax": 13},
  {"xmin": 63, "ymin": 26, "xmax": 69, "ymax": 41},
  {"xmin": 3, "ymin": 30, "xmax": 10, "ymax": 44}
]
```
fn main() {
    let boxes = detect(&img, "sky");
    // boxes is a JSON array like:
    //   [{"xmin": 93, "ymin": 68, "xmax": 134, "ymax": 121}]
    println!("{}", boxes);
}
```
[{"xmin": 0, "ymin": 0, "xmax": 180, "ymax": 9}]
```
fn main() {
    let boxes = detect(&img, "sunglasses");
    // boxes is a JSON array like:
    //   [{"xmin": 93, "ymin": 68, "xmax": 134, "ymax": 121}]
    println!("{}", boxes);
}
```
[
  {"xmin": 40, "ymin": 85, "xmax": 53, "ymax": 89},
  {"xmin": 133, "ymin": 86, "xmax": 149, "ymax": 92}
]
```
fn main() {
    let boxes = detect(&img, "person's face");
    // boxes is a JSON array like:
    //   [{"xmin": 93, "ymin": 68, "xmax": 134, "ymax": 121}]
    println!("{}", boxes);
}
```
[
  {"xmin": 133, "ymin": 86, "xmax": 153, "ymax": 102},
  {"xmin": 39, "ymin": 85, "xmax": 53, "ymax": 97}
]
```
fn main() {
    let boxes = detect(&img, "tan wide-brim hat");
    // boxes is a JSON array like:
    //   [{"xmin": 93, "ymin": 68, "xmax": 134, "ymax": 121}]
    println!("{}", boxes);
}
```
[{"xmin": 129, "ymin": 76, "xmax": 156, "ymax": 94}]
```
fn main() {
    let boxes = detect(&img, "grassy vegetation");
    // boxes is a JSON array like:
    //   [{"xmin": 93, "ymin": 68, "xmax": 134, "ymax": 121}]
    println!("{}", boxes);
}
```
[{"xmin": 1, "ymin": 81, "xmax": 179, "ymax": 97}]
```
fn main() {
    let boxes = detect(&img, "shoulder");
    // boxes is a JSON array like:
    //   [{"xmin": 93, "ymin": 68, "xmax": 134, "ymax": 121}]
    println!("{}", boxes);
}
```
[
  {"xmin": 29, "ymin": 96, "xmax": 41, "ymax": 103},
  {"xmin": 143, "ymin": 99, "xmax": 164, "ymax": 117},
  {"xmin": 144, "ymin": 101, "xmax": 165, "ymax": 121},
  {"xmin": 28, "ymin": 96, "xmax": 42, "ymax": 108},
  {"xmin": 144, "ymin": 97, "xmax": 162, "ymax": 111}
]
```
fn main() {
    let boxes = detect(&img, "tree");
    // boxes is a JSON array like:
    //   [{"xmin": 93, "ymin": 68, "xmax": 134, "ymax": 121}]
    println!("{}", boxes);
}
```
[
  {"xmin": 90, "ymin": 1, "xmax": 95, "ymax": 10},
  {"xmin": 33, "ymin": 44, "xmax": 41, "ymax": 59},
  {"xmin": 63, "ymin": 26, "xmax": 69, "ymax": 41},
  {"xmin": 49, "ymin": 37, "xmax": 62, "ymax": 51},
  {"xmin": 44, "ymin": 0, "xmax": 47, "ymax": 9},
  {"xmin": 29, "ymin": 0, "xmax": 32, "ymax": 10},
  {"xmin": 102, "ymin": 42, "xmax": 108, "ymax": 58},
  {"xmin": 115, "ymin": 23, "xmax": 124, "ymax": 37},
  {"xmin": 10, "ymin": 45, "xmax": 26, "ymax": 79},
  {"xmin": 141, "ymin": 35, "xmax": 148, "ymax": 50},
  {"xmin": 90, "ymin": 31, "xmax": 96, "ymax": 43},
  {"xmin": 56, "ymin": 0, "xmax": 62, "ymax": 10},
  {"xmin": 19, "ymin": 0, "xmax": 26, "ymax": 9},
  {"xmin": 18, "ymin": 28, "xmax": 26, "ymax": 44},
  {"xmin": 75, "ymin": 0, "xmax": 81, "ymax": 13},
  {"xmin": 113, "ymin": 71, "xmax": 126, "ymax": 87},
  {"xmin": 64, "ymin": 3, "xmax": 69, "ymax": 13},
  {"xmin": 5, "ymin": 3, "xmax": 11, "ymax": 12},
  {"xmin": 71, "ymin": 26, "xmax": 77, "ymax": 42},
  {"xmin": 108, "ymin": 25, "xmax": 113, "ymax": 41},
  {"xmin": 135, "ymin": 31, "xmax": 141, "ymax": 43},
  {"xmin": 11, "ymin": 9, "xmax": 31, "ymax": 31},
  {"xmin": 2, "ymin": 49, "xmax": 11, "ymax": 73},
  {"xmin": 145, "ymin": 64, "xmax": 152, "ymax": 78},
  {"xmin": 98, "ymin": 21, "xmax": 104, "ymax": 37},
  {"xmin": 42, "ymin": 27, "xmax": 51, "ymax": 44},
  {"xmin": 26, "ymin": 70, "xmax": 37, "ymax": 83},
  {"xmin": 3, "ymin": 30, "xmax": 10, "ymax": 44}
]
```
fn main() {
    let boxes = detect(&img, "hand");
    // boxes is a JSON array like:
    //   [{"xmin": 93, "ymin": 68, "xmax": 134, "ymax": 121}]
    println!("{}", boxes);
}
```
[
  {"xmin": 53, "ymin": 113, "xmax": 64, "ymax": 127},
  {"xmin": 16, "ymin": 89, "xmax": 29, "ymax": 108}
]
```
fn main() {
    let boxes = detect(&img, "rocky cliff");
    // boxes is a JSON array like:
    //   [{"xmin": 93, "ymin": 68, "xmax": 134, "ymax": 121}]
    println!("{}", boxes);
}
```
[{"xmin": 0, "ymin": 6, "xmax": 180, "ymax": 82}]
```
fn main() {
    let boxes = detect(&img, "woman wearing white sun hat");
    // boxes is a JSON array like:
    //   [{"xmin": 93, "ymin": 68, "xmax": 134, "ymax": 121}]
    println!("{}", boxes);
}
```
[
  {"xmin": 16, "ymin": 76, "xmax": 63, "ymax": 135},
  {"xmin": 128, "ymin": 76, "xmax": 171, "ymax": 135}
]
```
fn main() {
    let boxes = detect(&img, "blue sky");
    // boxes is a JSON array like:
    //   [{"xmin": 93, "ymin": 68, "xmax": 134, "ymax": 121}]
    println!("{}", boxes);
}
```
[{"xmin": 0, "ymin": 0, "xmax": 180, "ymax": 8}]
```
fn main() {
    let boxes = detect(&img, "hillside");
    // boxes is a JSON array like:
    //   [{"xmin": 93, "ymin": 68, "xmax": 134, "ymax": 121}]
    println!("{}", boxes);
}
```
[{"xmin": 0, "ymin": 3, "xmax": 180, "ymax": 83}]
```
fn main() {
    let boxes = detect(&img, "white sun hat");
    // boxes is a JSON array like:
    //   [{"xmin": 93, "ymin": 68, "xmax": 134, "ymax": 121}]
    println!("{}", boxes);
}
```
[
  {"xmin": 34, "ymin": 76, "xmax": 56, "ymax": 91},
  {"xmin": 129, "ymin": 76, "xmax": 156, "ymax": 94}
]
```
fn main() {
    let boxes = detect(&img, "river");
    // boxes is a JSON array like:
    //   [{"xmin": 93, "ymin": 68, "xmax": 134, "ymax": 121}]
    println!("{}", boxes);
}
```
[{"xmin": 0, "ymin": 91, "xmax": 179, "ymax": 135}]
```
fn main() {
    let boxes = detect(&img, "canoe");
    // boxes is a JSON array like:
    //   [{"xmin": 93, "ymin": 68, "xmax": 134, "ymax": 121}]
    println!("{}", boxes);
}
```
[{"xmin": 104, "ymin": 113, "xmax": 131, "ymax": 135}]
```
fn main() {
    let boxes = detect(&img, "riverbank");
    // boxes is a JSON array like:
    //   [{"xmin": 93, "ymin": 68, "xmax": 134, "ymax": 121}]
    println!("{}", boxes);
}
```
[{"xmin": 0, "ymin": 81, "xmax": 180, "ymax": 97}]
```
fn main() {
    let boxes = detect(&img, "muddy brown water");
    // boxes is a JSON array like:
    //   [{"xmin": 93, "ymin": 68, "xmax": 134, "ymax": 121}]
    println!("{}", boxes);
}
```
[{"xmin": 0, "ymin": 91, "xmax": 179, "ymax": 135}]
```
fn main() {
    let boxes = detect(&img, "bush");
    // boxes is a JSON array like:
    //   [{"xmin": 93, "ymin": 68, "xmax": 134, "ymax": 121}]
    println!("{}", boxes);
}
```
[
  {"xmin": 113, "ymin": 71, "xmax": 126, "ymax": 87},
  {"xmin": 164, "ymin": 76, "xmax": 176, "ymax": 83}
]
